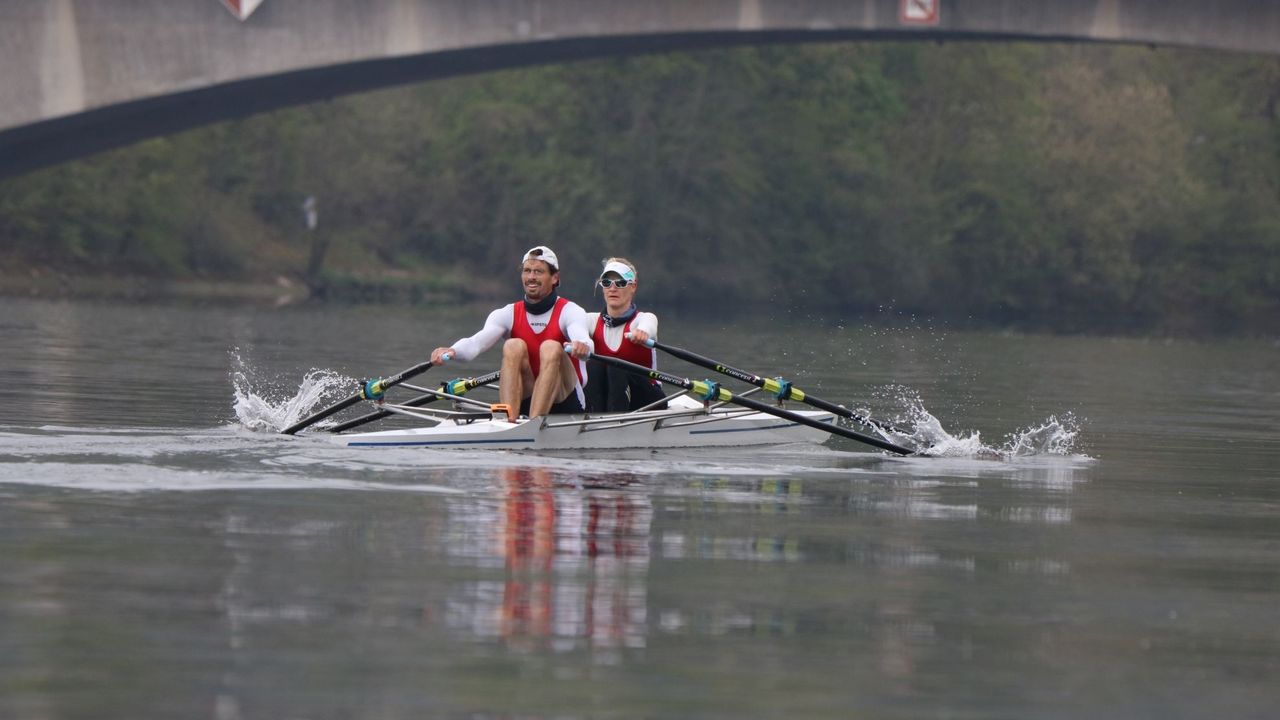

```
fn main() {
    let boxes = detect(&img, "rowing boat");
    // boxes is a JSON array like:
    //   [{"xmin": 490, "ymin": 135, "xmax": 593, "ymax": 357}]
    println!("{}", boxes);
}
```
[
  {"xmin": 288, "ymin": 345, "xmax": 915, "ymax": 455},
  {"xmin": 332, "ymin": 394, "xmax": 837, "ymax": 450}
]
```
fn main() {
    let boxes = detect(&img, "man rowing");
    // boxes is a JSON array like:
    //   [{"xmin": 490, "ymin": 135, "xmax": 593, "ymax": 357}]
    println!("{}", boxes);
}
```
[
  {"xmin": 430, "ymin": 246, "xmax": 592, "ymax": 419},
  {"xmin": 583, "ymin": 257, "xmax": 667, "ymax": 412}
]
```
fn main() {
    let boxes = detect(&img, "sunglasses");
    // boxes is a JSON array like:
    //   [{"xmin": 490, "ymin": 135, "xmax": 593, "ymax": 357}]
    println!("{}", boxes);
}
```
[{"xmin": 599, "ymin": 278, "xmax": 632, "ymax": 289}]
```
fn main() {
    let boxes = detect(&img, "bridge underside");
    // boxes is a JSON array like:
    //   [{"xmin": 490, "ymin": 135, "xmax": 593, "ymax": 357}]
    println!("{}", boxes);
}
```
[
  {"xmin": 1, "ymin": 0, "xmax": 1276, "ymax": 178},
  {"xmin": 0, "ymin": 29, "xmax": 1093, "ymax": 178}
]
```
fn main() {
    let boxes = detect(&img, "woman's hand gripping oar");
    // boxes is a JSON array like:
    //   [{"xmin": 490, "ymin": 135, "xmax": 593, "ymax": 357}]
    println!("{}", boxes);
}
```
[
  {"xmin": 280, "ymin": 354, "xmax": 450, "ymax": 435},
  {"xmin": 634, "ymin": 337, "xmax": 914, "ymax": 443},
  {"xmin": 574, "ymin": 345, "xmax": 914, "ymax": 455}
]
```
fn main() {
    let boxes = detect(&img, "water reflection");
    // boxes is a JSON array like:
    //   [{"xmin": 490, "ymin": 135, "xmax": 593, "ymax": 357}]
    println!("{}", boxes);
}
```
[
  {"xmin": 15, "ymin": 302, "xmax": 84, "ymax": 426},
  {"xmin": 5, "ymin": 297, "xmax": 1279, "ymax": 718},
  {"xmin": 2, "ymin": 436, "xmax": 1092, "ymax": 719},
  {"xmin": 661, "ymin": 478, "xmax": 805, "ymax": 563},
  {"xmin": 445, "ymin": 468, "xmax": 652, "ymax": 657}
]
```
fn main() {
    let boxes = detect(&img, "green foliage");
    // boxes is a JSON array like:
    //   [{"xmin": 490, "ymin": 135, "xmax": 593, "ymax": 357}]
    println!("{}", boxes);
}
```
[{"xmin": 0, "ymin": 42, "xmax": 1277, "ymax": 335}]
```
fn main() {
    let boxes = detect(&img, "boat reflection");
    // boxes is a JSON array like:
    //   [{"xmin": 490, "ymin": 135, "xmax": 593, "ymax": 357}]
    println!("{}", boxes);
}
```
[{"xmin": 445, "ymin": 467, "xmax": 652, "ymax": 656}]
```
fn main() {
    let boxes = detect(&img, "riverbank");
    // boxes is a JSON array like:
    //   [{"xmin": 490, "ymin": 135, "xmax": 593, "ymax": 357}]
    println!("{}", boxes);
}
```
[
  {"xmin": 0, "ymin": 269, "xmax": 311, "ymax": 306},
  {"xmin": 4, "ymin": 266, "xmax": 1277, "ymax": 341},
  {"xmin": 0, "ymin": 266, "xmax": 497, "ymax": 308}
]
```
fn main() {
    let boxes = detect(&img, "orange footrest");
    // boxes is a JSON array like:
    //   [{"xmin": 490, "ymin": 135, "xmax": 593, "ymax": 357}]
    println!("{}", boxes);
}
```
[{"xmin": 490, "ymin": 403, "xmax": 516, "ymax": 422}]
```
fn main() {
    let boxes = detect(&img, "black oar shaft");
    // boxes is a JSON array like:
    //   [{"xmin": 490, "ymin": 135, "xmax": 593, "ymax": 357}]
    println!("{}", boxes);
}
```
[
  {"xmin": 327, "ymin": 400, "xmax": 422, "ymax": 434},
  {"xmin": 586, "ymin": 351, "xmax": 912, "ymax": 455},
  {"xmin": 649, "ymin": 340, "xmax": 906, "ymax": 437},
  {"xmin": 280, "ymin": 359, "xmax": 437, "ymax": 435},
  {"xmin": 653, "ymin": 342, "xmax": 765, "ymax": 386},
  {"xmin": 281, "ymin": 394, "xmax": 363, "ymax": 436},
  {"xmin": 326, "ymin": 370, "xmax": 500, "ymax": 434}
]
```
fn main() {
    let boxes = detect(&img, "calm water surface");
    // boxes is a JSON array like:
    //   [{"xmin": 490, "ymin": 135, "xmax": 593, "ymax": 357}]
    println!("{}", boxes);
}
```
[{"xmin": 1, "ymin": 297, "xmax": 1277, "ymax": 719}]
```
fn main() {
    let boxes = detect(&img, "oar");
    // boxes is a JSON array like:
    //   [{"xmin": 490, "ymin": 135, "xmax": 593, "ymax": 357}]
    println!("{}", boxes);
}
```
[
  {"xmin": 280, "ymin": 356, "xmax": 448, "ymax": 435},
  {"xmin": 326, "ymin": 370, "xmax": 500, "ymax": 433},
  {"xmin": 637, "ymin": 338, "xmax": 913, "ymax": 439},
  {"xmin": 579, "ymin": 348, "xmax": 914, "ymax": 455}
]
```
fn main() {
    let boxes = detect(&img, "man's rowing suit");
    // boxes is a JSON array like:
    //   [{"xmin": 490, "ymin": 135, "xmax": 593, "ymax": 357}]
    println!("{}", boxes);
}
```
[{"xmin": 448, "ymin": 293, "xmax": 590, "ymax": 414}]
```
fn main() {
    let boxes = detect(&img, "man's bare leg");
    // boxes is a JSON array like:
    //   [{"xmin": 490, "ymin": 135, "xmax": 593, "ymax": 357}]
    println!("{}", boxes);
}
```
[
  {"xmin": 528, "ymin": 340, "xmax": 577, "ymax": 417},
  {"xmin": 500, "ymin": 339, "xmax": 534, "ymax": 418}
]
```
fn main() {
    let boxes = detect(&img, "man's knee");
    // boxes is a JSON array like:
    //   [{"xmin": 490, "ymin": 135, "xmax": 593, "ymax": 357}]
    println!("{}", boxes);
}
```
[
  {"xmin": 537, "ymin": 339, "xmax": 563, "ymax": 365},
  {"xmin": 502, "ymin": 338, "xmax": 529, "ymax": 360}
]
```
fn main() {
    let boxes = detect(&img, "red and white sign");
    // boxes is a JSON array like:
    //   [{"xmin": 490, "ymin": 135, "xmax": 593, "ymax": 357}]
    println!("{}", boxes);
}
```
[
  {"xmin": 900, "ymin": 0, "xmax": 941, "ymax": 26},
  {"xmin": 219, "ymin": 0, "xmax": 267, "ymax": 21}
]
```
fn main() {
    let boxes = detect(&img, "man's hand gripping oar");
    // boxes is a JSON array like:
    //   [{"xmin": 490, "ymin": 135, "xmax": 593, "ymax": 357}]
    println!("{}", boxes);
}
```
[
  {"xmin": 280, "ymin": 354, "xmax": 451, "ymax": 435},
  {"xmin": 572, "ymin": 345, "xmax": 914, "ymax": 455}
]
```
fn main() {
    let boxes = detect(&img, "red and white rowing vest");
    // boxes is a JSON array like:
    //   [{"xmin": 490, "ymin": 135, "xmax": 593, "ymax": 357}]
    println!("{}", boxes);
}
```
[
  {"xmin": 591, "ymin": 315, "xmax": 659, "ymax": 386},
  {"xmin": 512, "ymin": 298, "xmax": 585, "ymax": 384}
]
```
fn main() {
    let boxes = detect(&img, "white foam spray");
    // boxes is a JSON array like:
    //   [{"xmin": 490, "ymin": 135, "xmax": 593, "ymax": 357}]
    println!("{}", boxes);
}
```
[
  {"xmin": 230, "ymin": 349, "xmax": 356, "ymax": 432},
  {"xmin": 860, "ymin": 385, "xmax": 1083, "ymax": 459}
]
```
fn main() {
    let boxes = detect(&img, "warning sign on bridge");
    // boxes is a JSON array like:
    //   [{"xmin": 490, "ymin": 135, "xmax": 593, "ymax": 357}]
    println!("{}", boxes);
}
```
[
  {"xmin": 219, "ymin": 0, "xmax": 267, "ymax": 21},
  {"xmin": 900, "ymin": 0, "xmax": 941, "ymax": 26}
]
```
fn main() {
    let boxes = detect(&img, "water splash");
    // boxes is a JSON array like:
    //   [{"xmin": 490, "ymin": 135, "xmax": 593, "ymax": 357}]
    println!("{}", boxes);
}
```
[
  {"xmin": 230, "ymin": 349, "xmax": 356, "ymax": 432},
  {"xmin": 860, "ymin": 386, "xmax": 1083, "ymax": 459},
  {"xmin": 1000, "ymin": 414, "xmax": 1081, "ymax": 457}
]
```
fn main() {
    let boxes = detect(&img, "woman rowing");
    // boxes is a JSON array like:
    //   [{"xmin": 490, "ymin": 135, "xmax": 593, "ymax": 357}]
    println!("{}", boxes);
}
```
[{"xmin": 583, "ymin": 257, "xmax": 667, "ymax": 413}]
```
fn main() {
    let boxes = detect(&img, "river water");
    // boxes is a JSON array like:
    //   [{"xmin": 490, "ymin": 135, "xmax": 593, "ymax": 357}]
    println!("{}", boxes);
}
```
[{"xmin": 1, "ymin": 297, "xmax": 1276, "ymax": 719}]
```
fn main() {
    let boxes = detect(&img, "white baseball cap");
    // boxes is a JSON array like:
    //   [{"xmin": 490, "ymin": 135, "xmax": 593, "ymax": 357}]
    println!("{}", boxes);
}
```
[
  {"xmin": 521, "ymin": 245, "xmax": 559, "ymax": 271},
  {"xmin": 598, "ymin": 260, "xmax": 636, "ymax": 283}
]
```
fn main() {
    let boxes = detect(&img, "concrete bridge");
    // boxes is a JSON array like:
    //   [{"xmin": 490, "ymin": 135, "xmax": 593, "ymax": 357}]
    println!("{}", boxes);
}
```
[{"xmin": 2, "ymin": 0, "xmax": 1276, "ymax": 178}]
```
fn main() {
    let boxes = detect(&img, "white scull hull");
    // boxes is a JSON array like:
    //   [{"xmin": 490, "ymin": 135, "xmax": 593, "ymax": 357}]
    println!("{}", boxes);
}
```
[{"xmin": 333, "ymin": 405, "xmax": 836, "ymax": 451}]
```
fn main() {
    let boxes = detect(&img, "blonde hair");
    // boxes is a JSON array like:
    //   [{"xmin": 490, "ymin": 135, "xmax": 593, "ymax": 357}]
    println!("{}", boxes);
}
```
[{"xmin": 602, "ymin": 256, "xmax": 638, "ymax": 282}]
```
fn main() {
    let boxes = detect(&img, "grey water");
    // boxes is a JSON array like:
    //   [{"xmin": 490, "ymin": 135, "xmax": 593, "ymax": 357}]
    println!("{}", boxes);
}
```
[{"xmin": 1, "ymin": 297, "xmax": 1276, "ymax": 719}]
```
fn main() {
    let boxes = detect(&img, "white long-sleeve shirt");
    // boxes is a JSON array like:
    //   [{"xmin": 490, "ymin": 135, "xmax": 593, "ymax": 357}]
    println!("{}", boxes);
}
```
[{"xmin": 449, "ymin": 300, "xmax": 594, "ymax": 362}]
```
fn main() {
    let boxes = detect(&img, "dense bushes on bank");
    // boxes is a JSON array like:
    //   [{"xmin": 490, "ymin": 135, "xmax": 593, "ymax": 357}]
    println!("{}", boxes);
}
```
[{"xmin": 2, "ymin": 43, "xmax": 1277, "ymax": 334}]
